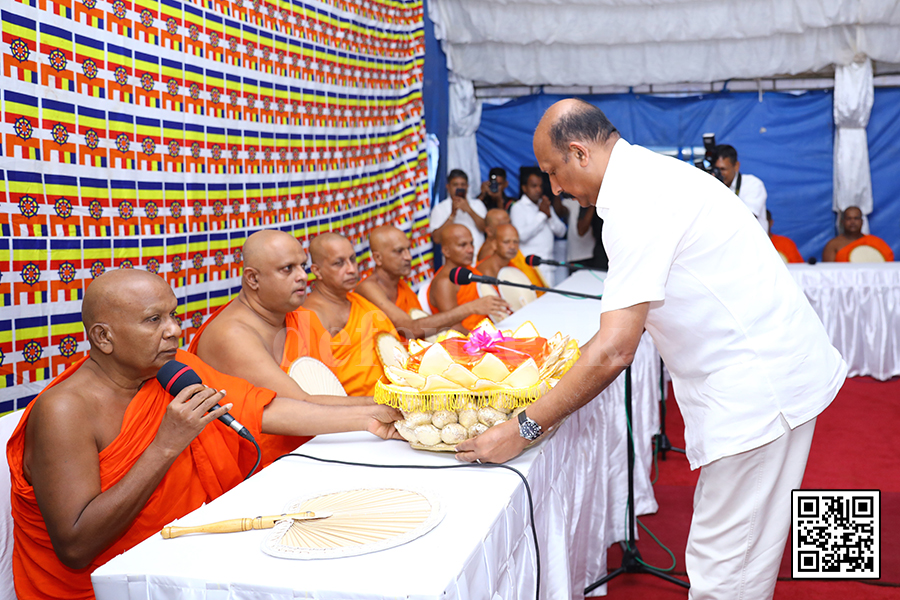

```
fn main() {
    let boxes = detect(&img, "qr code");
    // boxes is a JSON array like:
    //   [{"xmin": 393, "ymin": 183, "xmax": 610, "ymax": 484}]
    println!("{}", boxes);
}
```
[{"xmin": 792, "ymin": 490, "xmax": 880, "ymax": 579}]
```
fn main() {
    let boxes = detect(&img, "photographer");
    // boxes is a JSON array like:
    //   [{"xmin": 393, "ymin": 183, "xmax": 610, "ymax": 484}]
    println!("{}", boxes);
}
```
[
  {"xmin": 429, "ymin": 169, "xmax": 487, "ymax": 261},
  {"xmin": 714, "ymin": 144, "xmax": 768, "ymax": 231},
  {"xmin": 477, "ymin": 167, "xmax": 516, "ymax": 211}
]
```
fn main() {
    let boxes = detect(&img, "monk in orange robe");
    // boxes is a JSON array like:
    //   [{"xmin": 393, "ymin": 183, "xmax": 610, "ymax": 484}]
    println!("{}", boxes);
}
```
[
  {"xmin": 429, "ymin": 224, "xmax": 509, "ymax": 331},
  {"xmin": 478, "ymin": 224, "xmax": 523, "ymax": 278},
  {"xmin": 189, "ymin": 230, "xmax": 375, "ymax": 466},
  {"xmin": 824, "ymin": 206, "xmax": 894, "ymax": 262},
  {"xmin": 7, "ymin": 270, "xmax": 400, "ymax": 600},
  {"xmin": 477, "ymin": 208, "xmax": 547, "ymax": 293},
  {"xmin": 766, "ymin": 211, "xmax": 804, "ymax": 264},
  {"xmin": 357, "ymin": 225, "xmax": 509, "ymax": 340},
  {"xmin": 298, "ymin": 233, "xmax": 400, "ymax": 395}
]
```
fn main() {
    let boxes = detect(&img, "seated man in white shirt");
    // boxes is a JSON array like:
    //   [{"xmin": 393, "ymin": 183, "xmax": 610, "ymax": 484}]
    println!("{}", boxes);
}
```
[
  {"xmin": 714, "ymin": 144, "xmax": 767, "ymax": 231},
  {"xmin": 429, "ymin": 169, "xmax": 487, "ymax": 259},
  {"xmin": 509, "ymin": 171, "xmax": 567, "ymax": 285}
]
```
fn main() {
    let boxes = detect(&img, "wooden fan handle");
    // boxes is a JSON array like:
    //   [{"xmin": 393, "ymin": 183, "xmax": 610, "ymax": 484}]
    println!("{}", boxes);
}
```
[{"xmin": 162, "ymin": 517, "xmax": 264, "ymax": 539}]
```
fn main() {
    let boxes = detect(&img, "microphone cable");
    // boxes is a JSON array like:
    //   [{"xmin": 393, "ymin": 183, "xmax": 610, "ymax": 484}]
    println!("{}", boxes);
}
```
[
  {"xmin": 244, "ymin": 436, "xmax": 262, "ymax": 481},
  {"xmin": 273, "ymin": 452, "xmax": 541, "ymax": 600}
]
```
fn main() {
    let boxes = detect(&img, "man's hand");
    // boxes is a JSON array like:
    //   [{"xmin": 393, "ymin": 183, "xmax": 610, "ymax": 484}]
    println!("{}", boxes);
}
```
[
  {"xmin": 153, "ymin": 384, "xmax": 231, "ymax": 459},
  {"xmin": 455, "ymin": 418, "xmax": 529, "ymax": 464},
  {"xmin": 480, "ymin": 181, "xmax": 502, "ymax": 202},
  {"xmin": 451, "ymin": 195, "xmax": 469, "ymax": 216},
  {"xmin": 366, "ymin": 405, "xmax": 405, "ymax": 440},
  {"xmin": 469, "ymin": 295, "xmax": 511, "ymax": 318},
  {"xmin": 538, "ymin": 196, "xmax": 552, "ymax": 218}
]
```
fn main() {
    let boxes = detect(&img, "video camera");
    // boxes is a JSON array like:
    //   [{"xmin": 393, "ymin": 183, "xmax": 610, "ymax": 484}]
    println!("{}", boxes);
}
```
[{"xmin": 695, "ymin": 133, "xmax": 723, "ymax": 182}]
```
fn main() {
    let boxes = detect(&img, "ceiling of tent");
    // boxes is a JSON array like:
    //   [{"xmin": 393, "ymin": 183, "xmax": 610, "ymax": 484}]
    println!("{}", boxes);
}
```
[{"xmin": 428, "ymin": 0, "xmax": 900, "ymax": 88}]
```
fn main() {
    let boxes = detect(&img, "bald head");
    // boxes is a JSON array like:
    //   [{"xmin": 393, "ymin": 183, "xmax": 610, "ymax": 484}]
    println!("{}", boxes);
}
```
[
  {"xmin": 484, "ymin": 209, "xmax": 510, "ymax": 233},
  {"xmin": 243, "ymin": 229, "xmax": 304, "ymax": 271},
  {"xmin": 369, "ymin": 225, "xmax": 412, "ymax": 277},
  {"xmin": 536, "ymin": 99, "xmax": 618, "ymax": 157},
  {"xmin": 309, "ymin": 232, "xmax": 359, "ymax": 293},
  {"xmin": 83, "ymin": 268, "xmax": 174, "ymax": 332},
  {"xmin": 240, "ymin": 229, "xmax": 309, "ymax": 312},
  {"xmin": 442, "ymin": 224, "xmax": 475, "ymax": 267},
  {"xmin": 841, "ymin": 206, "xmax": 863, "ymax": 235},
  {"xmin": 368, "ymin": 225, "xmax": 406, "ymax": 254},
  {"xmin": 493, "ymin": 224, "xmax": 520, "ymax": 261}
]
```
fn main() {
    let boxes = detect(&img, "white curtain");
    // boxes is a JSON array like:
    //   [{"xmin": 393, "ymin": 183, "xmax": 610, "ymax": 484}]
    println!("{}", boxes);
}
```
[
  {"xmin": 447, "ymin": 75, "xmax": 482, "ymax": 195},
  {"xmin": 428, "ymin": 0, "xmax": 900, "ymax": 87},
  {"xmin": 833, "ymin": 57, "xmax": 874, "ymax": 233}
]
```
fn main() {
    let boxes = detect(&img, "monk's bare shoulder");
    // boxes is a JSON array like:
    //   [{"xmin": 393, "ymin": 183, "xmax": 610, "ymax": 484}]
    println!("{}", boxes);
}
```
[
  {"xmin": 354, "ymin": 277, "xmax": 384, "ymax": 303},
  {"xmin": 196, "ymin": 310, "xmax": 273, "ymax": 369}
]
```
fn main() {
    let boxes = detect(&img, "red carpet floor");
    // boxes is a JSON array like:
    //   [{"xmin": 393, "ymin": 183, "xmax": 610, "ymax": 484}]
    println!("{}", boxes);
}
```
[{"xmin": 588, "ymin": 376, "xmax": 900, "ymax": 599}]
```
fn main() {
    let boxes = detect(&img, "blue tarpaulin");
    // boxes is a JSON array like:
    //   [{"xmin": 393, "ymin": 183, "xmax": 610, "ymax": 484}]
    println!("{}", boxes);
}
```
[{"xmin": 477, "ymin": 90, "xmax": 899, "ymax": 261}]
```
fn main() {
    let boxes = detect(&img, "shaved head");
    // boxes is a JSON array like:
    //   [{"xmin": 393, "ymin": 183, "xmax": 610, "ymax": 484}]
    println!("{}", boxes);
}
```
[
  {"xmin": 309, "ymin": 232, "xmax": 359, "ymax": 293},
  {"xmin": 243, "ymin": 229, "xmax": 304, "ymax": 271},
  {"xmin": 485, "ymin": 209, "xmax": 510, "ymax": 232},
  {"xmin": 83, "ymin": 268, "xmax": 173, "ymax": 333},
  {"xmin": 368, "ymin": 225, "xmax": 407, "ymax": 254},
  {"xmin": 240, "ymin": 229, "xmax": 309, "ymax": 311},
  {"xmin": 442, "ymin": 224, "xmax": 475, "ymax": 267}
]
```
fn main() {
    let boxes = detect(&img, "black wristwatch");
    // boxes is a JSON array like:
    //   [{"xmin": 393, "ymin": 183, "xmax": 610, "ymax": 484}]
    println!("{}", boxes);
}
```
[{"xmin": 518, "ymin": 410, "xmax": 543, "ymax": 441}]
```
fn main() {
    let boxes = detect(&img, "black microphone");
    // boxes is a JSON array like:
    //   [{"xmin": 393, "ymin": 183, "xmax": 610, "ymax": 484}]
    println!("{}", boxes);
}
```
[
  {"xmin": 449, "ymin": 266, "xmax": 500, "ymax": 286},
  {"xmin": 156, "ymin": 360, "xmax": 254, "ymax": 442},
  {"xmin": 525, "ymin": 255, "xmax": 602, "ymax": 271},
  {"xmin": 449, "ymin": 266, "xmax": 602, "ymax": 301}
]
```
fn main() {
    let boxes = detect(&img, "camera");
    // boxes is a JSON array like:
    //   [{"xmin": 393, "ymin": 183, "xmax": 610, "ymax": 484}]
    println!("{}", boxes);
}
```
[
  {"xmin": 695, "ymin": 133, "xmax": 723, "ymax": 182},
  {"xmin": 489, "ymin": 173, "xmax": 498, "ymax": 194},
  {"xmin": 454, "ymin": 187, "xmax": 466, "ymax": 198}
]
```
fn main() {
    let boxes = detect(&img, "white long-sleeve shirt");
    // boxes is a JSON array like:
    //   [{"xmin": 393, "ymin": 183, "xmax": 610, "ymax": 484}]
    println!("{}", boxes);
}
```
[{"xmin": 510, "ymin": 195, "xmax": 567, "ymax": 284}]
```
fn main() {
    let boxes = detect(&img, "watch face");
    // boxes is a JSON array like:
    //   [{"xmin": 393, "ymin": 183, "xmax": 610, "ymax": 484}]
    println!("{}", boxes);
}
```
[{"xmin": 518, "ymin": 410, "xmax": 543, "ymax": 441}]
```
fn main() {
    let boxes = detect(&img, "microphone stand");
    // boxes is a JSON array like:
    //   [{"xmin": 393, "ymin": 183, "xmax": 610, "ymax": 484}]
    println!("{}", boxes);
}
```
[
  {"xmin": 482, "ymin": 277, "xmax": 603, "ymax": 301},
  {"xmin": 584, "ymin": 366, "xmax": 690, "ymax": 594},
  {"xmin": 654, "ymin": 358, "xmax": 685, "ymax": 460}
]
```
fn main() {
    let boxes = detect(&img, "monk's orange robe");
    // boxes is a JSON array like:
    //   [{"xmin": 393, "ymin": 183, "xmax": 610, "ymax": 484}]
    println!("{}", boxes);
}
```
[
  {"xmin": 835, "ymin": 235, "xmax": 894, "ymax": 262},
  {"xmin": 295, "ymin": 292, "xmax": 398, "ymax": 396},
  {"xmin": 770, "ymin": 234, "xmax": 804, "ymax": 264},
  {"xmin": 7, "ymin": 350, "xmax": 274, "ymax": 600},
  {"xmin": 395, "ymin": 278, "xmax": 423, "ymax": 312},
  {"xmin": 510, "ymin": 251, "xmax": 546, "ymax": 297},
  {"xmin": 427, "ymin": 266, "xmax": 491, "ymax": 331},
  {"xmin": 188, "ymin": 302, "xmax": 312, "ymax": 466}
]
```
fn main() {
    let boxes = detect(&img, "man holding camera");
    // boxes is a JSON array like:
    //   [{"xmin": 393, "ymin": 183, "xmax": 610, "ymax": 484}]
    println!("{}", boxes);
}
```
[
  {"xmin": 430, "ymin": 169, "xmax": 487, "ymax": 261},
  {"xmin": 477, "ymin": 167, "xmax": 516, "ymax": 211},
  {"xmin": 714, "ymin": 144, "xmax": 768, "ymax": 231}
]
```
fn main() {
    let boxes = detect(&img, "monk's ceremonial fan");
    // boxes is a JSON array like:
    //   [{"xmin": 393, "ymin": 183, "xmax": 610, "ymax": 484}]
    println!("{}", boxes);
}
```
[
  {"xmin": 161, "ymin": 487, "xmax": 444, "ymax": 560},
  {"xmin": 287, "ymin": 357, "xmax": 347, "ymax": 396},
  {"xmin": 497, "ymin": 266, "xmax": 538, "ymax": 311},
  {"xmin": 262, "ymin": 486, "xmax": 444, "ymax": 559}
]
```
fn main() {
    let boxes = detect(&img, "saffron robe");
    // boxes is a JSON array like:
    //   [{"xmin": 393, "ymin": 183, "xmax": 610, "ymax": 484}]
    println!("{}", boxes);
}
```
[
  {"xmin": 834, "ymin": 235, "xmax": 894, "ymax": 262},
  {"xmin": 770, "ymin": 234, "xmax": 804, "ymax": 264},
  {"xmin": 395, "ymin": 278, "xmax": 423, "ymax": 313},
  {"xmin": 295, "ymin": 292, "xmax": 399, "ymax": 396},
  {"xmin": 188, "ymin": 302, "xmax": 312, "ymax": 466},
  {"xmin": 427, "ymin": 266, "xmax": 491, "ymax": 331},
  {"xmin": 7, "ymin": 350, "xmax": 274, "ymax": 600},
  {"xmin": 510, "ymin": 250, "xmax": 547, "ymax": 297}
]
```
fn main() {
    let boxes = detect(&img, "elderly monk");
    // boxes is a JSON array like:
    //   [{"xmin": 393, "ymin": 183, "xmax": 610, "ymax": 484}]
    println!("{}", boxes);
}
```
[
  {"xmin": 357, "ymin": 225, "xmax": 510, "ymax": 340},
  {"xmin": 477, "ymin": 208, "xmax": 548, "ymax": 292},
  {"xmin": 428, "ymin": 224, "xmax": 508, "ymax": 331},
  {"xmin": 189, "ymin": 230, "xmax": 372, "ymax": 466},
  {"xmin": 6, "ymin": 269, "xmax": 400, "ymax": 600},
  {"xmin": 823, "ymin": 206, "xmax": 894, "ymax": 262},
  {"xmin": 298, "ymin": 233, "xmax": 399, "ymax": 395},
  {"xmin": 477, "ymin": 224, "xmax": 521, "ymax": 278}
]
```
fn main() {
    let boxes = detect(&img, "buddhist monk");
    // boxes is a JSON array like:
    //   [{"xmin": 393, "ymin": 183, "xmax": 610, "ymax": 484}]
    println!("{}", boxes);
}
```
[
  {"xmin": 477, "ymin": 224, "xmax": 521, "ymax": 278},
  {"xmin": 428, "ymin": 224, "xmax": 508, "ymax": 331},
  {"xmin": 298, "ymin": 233, "xmax": 399, "ymax": 395},
  {"xmin": 476, "ymin": 208, "xmax": 512, "ymax": 262},
  {"xmin": 823, "ymin": 206, "xmax": 894, "ymax": 262},
  {"xmin": 6, "ymin": 269, "xmax": 400, "ymax": 599},
  {"xmin": 356, "ymin": 225, "xmax": 510, "ymax": 340},
  {"xmin": 189, "ymin": 230, "xmax": 373, "ymax": 465},
  {"xmin": 766, "ymin": 210, "xmax": 804, "ymax": 264}
]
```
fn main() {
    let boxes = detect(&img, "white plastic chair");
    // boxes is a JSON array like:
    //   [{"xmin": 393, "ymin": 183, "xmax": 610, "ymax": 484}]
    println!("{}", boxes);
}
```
[{"xmin": 0, "ymin": 410, "xmax": 24, "ymax": 599}]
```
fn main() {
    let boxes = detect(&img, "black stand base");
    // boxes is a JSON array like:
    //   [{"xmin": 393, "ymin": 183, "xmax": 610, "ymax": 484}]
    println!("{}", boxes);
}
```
[
  {"xmin": 585, "ymin": 542, "xmax": 690, "ymax": 593},
  {"xmin": 653, "ymin": 432, "xmax": 686, "ymax": 461}
]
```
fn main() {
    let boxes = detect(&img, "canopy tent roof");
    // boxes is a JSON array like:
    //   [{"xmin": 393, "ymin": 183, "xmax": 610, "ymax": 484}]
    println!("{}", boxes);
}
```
[{"xmin": 428, "ymin": 0, "xmax": 900, "ymax": 88}]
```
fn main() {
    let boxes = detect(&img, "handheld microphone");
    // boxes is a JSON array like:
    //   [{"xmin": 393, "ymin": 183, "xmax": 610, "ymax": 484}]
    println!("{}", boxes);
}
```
[
  {"xmin": 449, "ymin": 266, "xmax": 500, "ymax": 286},
  {"xmin": 525, "ymin": 255, "xmax": 600, "ymax": 271},
  {"xmin": 156, "ymin": 360, "xmax": 254, "ymax": 442}
]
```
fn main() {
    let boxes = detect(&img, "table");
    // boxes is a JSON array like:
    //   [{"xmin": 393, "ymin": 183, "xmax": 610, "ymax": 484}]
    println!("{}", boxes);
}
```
[
  {"xmin": 92, "ymin": 270, "xmax": 661, "ymax": 600},
  {"xmin": 788, "ymin": 263, "xmax": 900, "ymax": 380}
]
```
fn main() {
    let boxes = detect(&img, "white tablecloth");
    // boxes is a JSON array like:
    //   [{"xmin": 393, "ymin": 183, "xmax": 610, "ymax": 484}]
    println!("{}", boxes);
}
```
[
  {"xmin": 92, "ymin": 270, "xmax": 660, "ymax": 600},
  {"xmin": 788, "ymin": 263, "xmax": 900, "ymax": 380}
]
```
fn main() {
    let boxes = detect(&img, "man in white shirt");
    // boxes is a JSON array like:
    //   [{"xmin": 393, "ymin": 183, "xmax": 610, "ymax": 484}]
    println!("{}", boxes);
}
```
[
  {"xmin": 715, "ymin": 144, "xmax": 768, "ymax": 231},
  {"xmin": 429, "ymin": 169, "xmax": 487, "ymax": 261},
  {"xmin": 562, "ymin": 197, "xmax": 595, "ymax": 269},
  {"xmin": 457, "ymin": 99, "xmax": 847, "ymax": 600},
  {"xmin": 509, "ymin": 171, "xmax": 567, "ymax": 285}
]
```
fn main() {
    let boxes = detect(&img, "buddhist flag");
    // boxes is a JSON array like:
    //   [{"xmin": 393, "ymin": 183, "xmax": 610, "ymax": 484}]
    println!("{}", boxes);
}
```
[
  {"xmin": 223, "ymin": 17, "xmax": 242, "ymax": 67},
  {"xmin": 134, "ymin": 50, "xmax": 161, "ymax": 109},
  {"xmin": 225, "ymin": 71, "xmax": 242, "ymax": 120},
  {"xmin": 186, "ymin": 182, "xmax": 207, "ymax": 232},
  {"xmin": 74, "ymin": 0, "xmax": 103, "ymax": 29},
  {"xmin": 162, "ymin": 119, "xmax": 184, "ymax": 173},
  {"xmin": 75, "ymin": 34, "xmax": 105, "ymax": 98},
  {"xmin": 133, "ymin": 0, "xmax": 160, "ymax": 46},
  {"xmin": 204, "ymin": 67, "xmax": 225, "ymax": 118},
  {"xmin": 242, "ymin": 23, "xmax": 260, "ymax": 70},
  {"xmin": 207, "ymin": 182, "xmax": 227, "ymax": 231},
  {"xmin": 164, "ymin": 182, "xmax": 186, "ymax": 233},
  {"xmin": 105, "ymin": 42, "xmax": 134, "ymax": 104},
  {"xmin": 161, "ymin": 57, "xmax": 184, "ymax": 112},
  {"xmin": 45, "ymin": 174, "xmax": 80, "ymax": 237},
  {"xmin": 114, "ymin": 235, "xmax": 140, "ymax": 270},
  {"xmin": 208, "ymin": 231, "xmax": 229, "ymax": 281},
  {"xmin": 78, "ymin": 176, "xmax": 111, "ymax": 238},
  {"xmin": 8, "ymin": 170, "xmax": 46, "ymax": 238},
  {"xmin": 13, "ymin": 238, "xmax": 48, "ymax": 306},
  {"xmin": 2, "ymin": 10, "xmax": 38, "ymax": 84},
  {"xmin": 165, "ymin": 234, "xmax": 187, "ymax": 288},
  {"xmin": 187, "ymin": 232, "xmax": 209, "ymax": 284},
  {"xmin": 226, "ymin": 127, "xmax": 243, "ymax": 174},
  {"xmin": 50, "ymin": 310, "xmax": 85, "ymax": 374},
  {"xmin": 207, "ymin": 125, "xmax": 226, "ymax": 174},
  {"xmin": 184, "ymin": 63, "xmax": 204, "ymax": 115},
  {"xmin": 259, "ymin": 79, "xmax": 274, "ymax": 124},
  {"xmin": 137, "ymin": 180, "xmax": 165, "ymax": 235},
  {"xmin": 160, "ymin": 0, "xmax": 183, "ymax": 53},
  {"xmin": 184, "ymin": 122, "xmax": 205, "ymax": 173},
  {"xmin": 140, "ymin": 235, "xmax": 165, "ymax": 275},
  {"xmin": 245, "ymin": 182, "xmax": 262, "ymax": 226},
  {"xmin": 41, "ymin": 98, "xmax": 77, "ymax": 166},
  {"xmin": 110, "ymin": 179, "xmax": 139, "ymax": 237},
  {"xmin": 243, "ymin": 128, "xmax": 260, "ymax": 174},
  {"xmin": 204, "ymin": 10, "xmax": 224, "ymax": 62},
  {"xmin": 15, "ymin": 314, "xmax": 50, "ymax": 386},
  {"xmin": 242, "ymin": 75, "xmax": 260, "ymax": 122},
  {"xmin": 183, "ymin": 3, "xmax": 204, "ymax": 57},
  {"xmin": 273, "ymin": 34, "xmax": 287, "ymax": 76},
  {"xmin": 259, "ymin": 29, "xmax": 273, "ymax": 74},
  {"xmin": 4, "ymin": 90, "xmax": 41, "ymax": 161},
  {"xmin": 77, "ymin": 104, "xmax": 107, "ymax": 168},
  {"xmin": 227, "ymin": 181, "xmax": 244, "ymax": 229},
  {"xmin": 107, "ymin": 111, "xmax": 135, "ymax": 170},
  {"xmin": 39, "ymin": 22, "xmax": 75, "ymax": 92}
]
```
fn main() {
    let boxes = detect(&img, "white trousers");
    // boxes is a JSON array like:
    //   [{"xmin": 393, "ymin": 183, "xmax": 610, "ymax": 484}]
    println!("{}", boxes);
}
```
[{"xmin": 685, "ymin": 416, "xmax": 816, "ymax": 600}]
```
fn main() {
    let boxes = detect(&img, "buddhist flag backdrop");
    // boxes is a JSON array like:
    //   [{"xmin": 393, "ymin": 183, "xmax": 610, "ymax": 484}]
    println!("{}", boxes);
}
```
[{"xmin": 0, "ymin": 0, "xmax": 431, "ymax": 411}]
